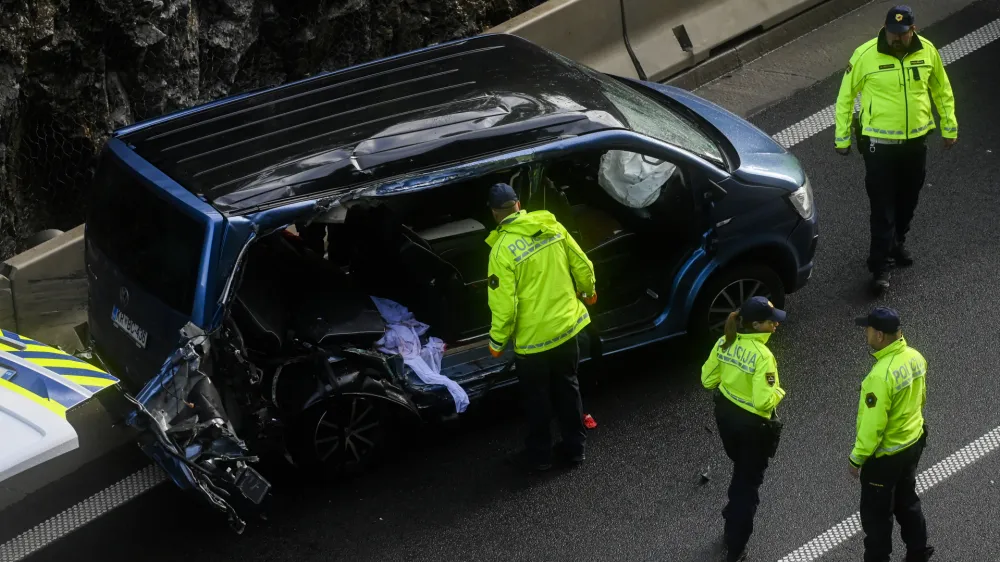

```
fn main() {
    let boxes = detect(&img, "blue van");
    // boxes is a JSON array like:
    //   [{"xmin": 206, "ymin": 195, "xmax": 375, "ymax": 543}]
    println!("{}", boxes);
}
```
[{"xmin": 84, "ymin": 34, "xmax": 817, "ymax": 529}]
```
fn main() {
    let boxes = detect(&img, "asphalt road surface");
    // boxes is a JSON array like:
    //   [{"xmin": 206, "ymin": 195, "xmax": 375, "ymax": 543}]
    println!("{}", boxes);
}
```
[{"xmin": 14, "ymin": 2, "xmax": 1000, "ymax": 560}]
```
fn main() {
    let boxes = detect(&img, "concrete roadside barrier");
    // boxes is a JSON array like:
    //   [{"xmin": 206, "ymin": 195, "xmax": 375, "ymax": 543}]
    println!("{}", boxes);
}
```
[
  {"xmin": 1, "ymin": 225, "xmax": 87, "ymax": 353},
  {"xmin": 485, "ymin": 0, "xmax": 641, "ymax": 79},
  {"xmin": 487, "ymin": 0, "xmax": 854, "ymax": 83},
  {"xmin": 0, "ymin": 275, "xmax": 13, "ymax": 332},
  {"xmin": 622, "ymin": 0, "xmax": 827, "ymax": 81}
]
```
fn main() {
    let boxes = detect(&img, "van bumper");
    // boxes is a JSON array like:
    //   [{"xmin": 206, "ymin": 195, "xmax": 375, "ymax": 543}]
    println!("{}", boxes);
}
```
[{"xmin": 788, "ymin": 215, "xmax": 819, "ymax": 293}]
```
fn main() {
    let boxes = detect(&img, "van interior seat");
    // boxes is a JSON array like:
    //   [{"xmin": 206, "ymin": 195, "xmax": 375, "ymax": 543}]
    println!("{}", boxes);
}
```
[
  {"xmin": 416, "ymin": 218, "xmax": 490, "ymax": 282},
  {"xmin": 233, "ymin": 232, "xmax": 391, "ymax": 352},
  {"xmin": 416, "ymin": 218, "xmax": 485, "ymax": 242}
]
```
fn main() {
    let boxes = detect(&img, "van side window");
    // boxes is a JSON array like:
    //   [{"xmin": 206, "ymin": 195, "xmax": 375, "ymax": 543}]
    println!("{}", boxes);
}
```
[{"xmin": 538, "ymin": 150, "xmax": 690, "ymax": 252}]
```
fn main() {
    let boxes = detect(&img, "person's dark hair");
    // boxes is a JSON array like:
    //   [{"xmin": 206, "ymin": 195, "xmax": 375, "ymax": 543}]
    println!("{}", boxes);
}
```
[{"xmin": 721, "ymin": 310, "xmax": 741, "ymax": 350}]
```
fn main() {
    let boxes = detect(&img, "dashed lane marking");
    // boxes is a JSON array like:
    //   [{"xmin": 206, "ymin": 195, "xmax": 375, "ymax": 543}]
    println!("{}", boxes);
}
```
[
  {"xmin": 772, "ymin": 19, "xmax": 1000, "ymax": 149},
  {"xmin": 777, "ymin": 425, "xmax": 1000, "ymax": 562}
]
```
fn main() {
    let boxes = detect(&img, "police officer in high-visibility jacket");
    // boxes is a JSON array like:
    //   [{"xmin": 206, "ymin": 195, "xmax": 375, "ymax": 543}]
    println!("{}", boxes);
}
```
[
  {"xmin": 485, "ymin": 182, "xmax": 597, "ymax": 472},
  {"xmin": 701, "ymin": 296, "xmax": 787, "ymax": 562},
  {"xmin": 850, "ymin": 307, "xmax": 934, "ymax": 562},
  {"xmin": 834, "ymin": 5, "xmax": 957, "ymax": 295}
]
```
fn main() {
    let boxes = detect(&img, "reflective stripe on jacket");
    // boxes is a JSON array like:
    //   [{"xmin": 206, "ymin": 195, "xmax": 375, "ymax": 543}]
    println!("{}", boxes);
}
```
[
  {"xmin": 701, "ymin": 332, "xmax": 785, "ymax": 419},
  {"xmin": 485, "ymin": 210, "xmax": 596, "ymax": 355},
  {"xmin": 834, "ymin": 28, "xmax": 957, "ymax": 149},
  {"xmin": 849, "ymin": 337, "xmax": 927, "ymax": 468}
]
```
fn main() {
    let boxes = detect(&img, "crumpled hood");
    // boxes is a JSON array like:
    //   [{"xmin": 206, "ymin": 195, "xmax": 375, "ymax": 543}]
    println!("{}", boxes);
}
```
[
  {"xmin": 633, "ymin": 80, "xmax": 806, "ymax": 191},
  {"xmin": 485, "ymin": 210, "xmax": 561, "ymax": 247}
]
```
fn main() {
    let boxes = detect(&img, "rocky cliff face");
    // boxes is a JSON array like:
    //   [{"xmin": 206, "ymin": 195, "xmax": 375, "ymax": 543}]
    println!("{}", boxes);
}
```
[{"xmin": 0, "ymin": 0, "xmax": 541, "ymax": 258}]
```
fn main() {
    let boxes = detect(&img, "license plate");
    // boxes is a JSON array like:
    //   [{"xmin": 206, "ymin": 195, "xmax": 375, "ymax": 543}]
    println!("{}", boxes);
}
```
[
  {"xmin": 236, "ymin": 466, "xmax": 271, "ymax": 505},
  {"xmin": 111, "ymin": 306, "xmax": 148, "ymax": 349}
]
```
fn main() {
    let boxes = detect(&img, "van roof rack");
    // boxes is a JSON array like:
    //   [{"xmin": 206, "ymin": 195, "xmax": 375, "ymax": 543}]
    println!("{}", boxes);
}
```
[{"xmin": 117, "ymin": 34, "xmax": 629, "ymax": 215}]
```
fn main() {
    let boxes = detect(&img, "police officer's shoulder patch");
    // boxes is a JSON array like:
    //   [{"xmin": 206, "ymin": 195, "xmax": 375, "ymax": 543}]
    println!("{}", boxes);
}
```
[
  {"xmin": 845, "ymin": 61, "xmax": 853, "ymax": 74},
  {"xmin": 865, "ymin": 392, "xmax": 878, "ymax": 408},
  {"xmin": 488, "ymin": 274, "xmax": 500, "ymax": 290},
  {"xmin": 766, "ymin": 373, "xmax": 776, "ymax": 387}
]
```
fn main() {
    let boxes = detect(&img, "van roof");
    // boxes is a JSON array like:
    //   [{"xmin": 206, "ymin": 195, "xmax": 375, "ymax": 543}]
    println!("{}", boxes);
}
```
[{"xmin": 116, "ymin": 34, "xmax": 631, "ymax": 214}]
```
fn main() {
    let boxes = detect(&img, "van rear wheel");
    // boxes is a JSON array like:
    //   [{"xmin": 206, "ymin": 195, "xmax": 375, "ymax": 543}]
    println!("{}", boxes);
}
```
[{"xmin": 690, "ymin": 264, "xmax": 785, "ymax": 342}]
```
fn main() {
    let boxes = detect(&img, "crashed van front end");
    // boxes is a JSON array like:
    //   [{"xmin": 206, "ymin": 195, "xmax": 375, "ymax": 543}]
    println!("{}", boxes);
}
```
[{"xmin": 124, "ymin": 324, "xmax": 270, "ymax": 533}]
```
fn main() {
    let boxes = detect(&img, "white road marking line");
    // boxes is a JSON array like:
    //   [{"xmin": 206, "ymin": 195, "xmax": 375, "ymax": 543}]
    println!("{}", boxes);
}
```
[
  {"xmin": 772, "ymin": 19, "xmax": 1000, "ymax": 149},
  {"xmin": 0, "ymin": 465, "xmax": 167, "ymax": 562},
  {"xmin": 777, "ymin": 425, "xmax": 1000, "ymax": 562}
]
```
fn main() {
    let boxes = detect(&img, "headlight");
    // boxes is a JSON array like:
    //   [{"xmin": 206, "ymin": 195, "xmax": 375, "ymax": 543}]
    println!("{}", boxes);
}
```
[{"xmin": 789, "ymin": 177, "xmax": 814, "ymax": 219}]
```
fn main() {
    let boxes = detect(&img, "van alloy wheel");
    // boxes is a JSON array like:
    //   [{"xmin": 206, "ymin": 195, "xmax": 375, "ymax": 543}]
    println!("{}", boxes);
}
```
[
  {"xmin": 707, "ymin": 279, "xmax": 773, "ymax": 335},
  {"xmin": 689, "ymin": 264, "xmax": 785, "ymax": 341},
  {"xmin": 309, "ymin": 396, "xmax": 384, "ymax": 473}
]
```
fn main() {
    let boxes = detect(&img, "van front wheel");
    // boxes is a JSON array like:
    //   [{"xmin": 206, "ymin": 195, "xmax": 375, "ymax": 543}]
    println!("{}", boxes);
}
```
[
  {"xmin": 289, "ymin": 395, "xmax": 387, "ymax": 477},
  {"xmin": 690, "ymin": 264, "xmax": 785, "ymax": 342}
]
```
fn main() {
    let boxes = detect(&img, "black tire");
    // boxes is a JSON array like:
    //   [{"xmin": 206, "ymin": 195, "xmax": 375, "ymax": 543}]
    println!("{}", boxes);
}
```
[
  {"xmin": 689, "ymin": 263, "xmax": 785, "ymax": 343},
  {"xmin": 288, "ymin": 394, "xmax": 388, "ymax": 477}
]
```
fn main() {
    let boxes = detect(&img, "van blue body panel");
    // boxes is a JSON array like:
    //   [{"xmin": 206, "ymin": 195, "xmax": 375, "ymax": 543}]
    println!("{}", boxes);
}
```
[{"xmin": 87, "ymin": 33, "xmax": 817, "ymax": 413}]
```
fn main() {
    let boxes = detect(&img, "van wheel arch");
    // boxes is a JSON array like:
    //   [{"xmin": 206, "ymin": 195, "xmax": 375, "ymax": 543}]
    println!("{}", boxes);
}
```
[
  {"xmin": 284, "ymin": 366, "xmax": 418, "ymax": 477},
  {"xmin": 287, "ymin": 393, "xmax": 389, "ymax": 477},
  {"xmin": 688, "ymin": 261, "xmax": 786, "ymax": 344}
]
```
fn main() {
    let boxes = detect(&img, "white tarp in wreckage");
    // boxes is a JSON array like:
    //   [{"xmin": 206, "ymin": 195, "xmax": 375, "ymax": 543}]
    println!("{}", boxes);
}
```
[{"xmin": 370, "ymin": 297, "xmax": 469, "ymax": 414}]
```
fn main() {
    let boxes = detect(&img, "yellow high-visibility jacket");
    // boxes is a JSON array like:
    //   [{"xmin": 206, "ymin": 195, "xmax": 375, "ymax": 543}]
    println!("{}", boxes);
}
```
[
  {"xmin": 485, "ymin": 209, "xmax": 595, "ymax": 355},
  {"xmin": 701, "ymin": 332, "xmax": 786, "ymax": 419},
  {"xmin": 835, "ymin": 28, "xmax": 957, "ymax": 149},
  {"xmin": 850, "ymin": 337, "xmax": 927, "ymax": 468}
]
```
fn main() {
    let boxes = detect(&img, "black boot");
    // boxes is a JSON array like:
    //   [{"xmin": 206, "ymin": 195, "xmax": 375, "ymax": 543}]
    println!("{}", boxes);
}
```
[
  {"xmin": 505, "ymin": 450, "xmax": 552, "ymax": 473},
  {"xmin": 905, "ymin": 545, "xmax": 935, "ymax": 561},
  {"xmin": 871, "ymin": 271, "xmax": 890, "ymax": 295},
  {"xmin": 720, "ymin": 545, "xmax": 749, "ymax": 562},
  {"xmin": 553, "ymin": 441, "xmax": 585, "ymax": 466},
  {"xmin": 891, "ymin": 245, "xmax": 914, "ymax": 267}
]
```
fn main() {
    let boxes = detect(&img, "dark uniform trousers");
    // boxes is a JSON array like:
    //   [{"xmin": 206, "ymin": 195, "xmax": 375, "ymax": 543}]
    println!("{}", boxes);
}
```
[
  {"xmin": 860, "ymin": 430, "xmax": 932, "ymax": 562},
  {"xmin": 515, "ymin": 335, "xmax": 586, "ymax": 462},
  {"xmin": 860, "ymin": 135, "xmax": 928, "ymax": 273},
  {"xmin": 714, "ymin": 392, "xmax": 778, "ymax": 559}
]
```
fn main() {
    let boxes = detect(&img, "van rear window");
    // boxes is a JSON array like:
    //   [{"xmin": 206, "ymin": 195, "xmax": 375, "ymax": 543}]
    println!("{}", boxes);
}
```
[{"xmin": 87, "ymin": 154, "xmax": 205, "ymax": 316}]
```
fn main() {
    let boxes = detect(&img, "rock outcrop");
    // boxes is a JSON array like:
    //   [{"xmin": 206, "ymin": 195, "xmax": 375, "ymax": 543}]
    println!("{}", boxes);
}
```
[{"xmin": 0, "ymin": 0, "xmax": 541, "ymax": 258}]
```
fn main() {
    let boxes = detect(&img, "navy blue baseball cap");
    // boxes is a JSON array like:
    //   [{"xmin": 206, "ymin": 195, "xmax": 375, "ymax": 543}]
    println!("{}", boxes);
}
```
[
  {"xmin": 886, "ymin": 5, "xmax": 915, "ymax": 34},
  {"xmin": 855, "ymin": 307, "xmax": 901, "ymax": 333},
  {"xmin": 488, "ymin": 182, "xmax": 519, "ymax": 210},
  {"xmin": 740, "ymin": 296, "xmax": 787, "ymax": 323}
]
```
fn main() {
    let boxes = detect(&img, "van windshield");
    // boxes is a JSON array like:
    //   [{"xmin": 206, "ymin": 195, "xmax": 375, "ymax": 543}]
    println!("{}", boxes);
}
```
[
  {"xmin": 596, "ymin": 76, "xmax": 726, "ymax": 168},
  {"xmin": 87, "ymin": 154, "xmax": 205, "ymax": 316},
  {"xmin": 550, "ymin": 52, "xmax": 726, "ymax": 167}
]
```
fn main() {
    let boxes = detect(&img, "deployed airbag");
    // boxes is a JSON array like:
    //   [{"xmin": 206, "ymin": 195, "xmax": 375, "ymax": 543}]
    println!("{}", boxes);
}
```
[{"xmin": 597, "ymin": 150, "xmax": 677, "ymax": 209}]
